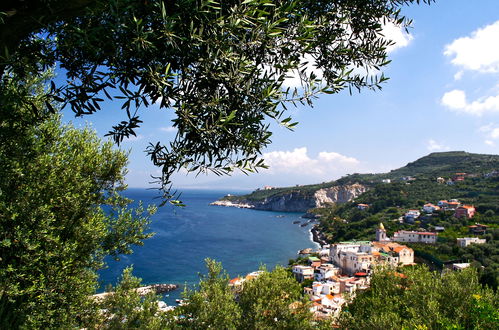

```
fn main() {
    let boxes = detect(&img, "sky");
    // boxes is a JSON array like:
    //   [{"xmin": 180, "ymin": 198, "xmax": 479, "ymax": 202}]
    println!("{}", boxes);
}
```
[{"xmin": 63, "ymin": 0, "xmax": 499, "ymax": 190}]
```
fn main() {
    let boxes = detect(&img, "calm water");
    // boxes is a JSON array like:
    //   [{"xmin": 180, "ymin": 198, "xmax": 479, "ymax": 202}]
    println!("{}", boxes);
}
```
[{"xmin": 98, "ymin": 188, "xmax": 317, "ymax": 304}]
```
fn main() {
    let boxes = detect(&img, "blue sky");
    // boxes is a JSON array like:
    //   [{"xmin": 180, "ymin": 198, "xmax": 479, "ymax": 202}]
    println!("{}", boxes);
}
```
[{"xmin": 64, "ymin": 0, "xmax": 499, "ymax": 190}]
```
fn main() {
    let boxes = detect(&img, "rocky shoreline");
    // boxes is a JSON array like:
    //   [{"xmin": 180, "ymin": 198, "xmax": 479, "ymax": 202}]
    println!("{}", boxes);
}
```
[
  {"xmin": 310, "ymin": 225, "xmax": 327, "ymax": 247},
  {"xmin": 92, "ymin": 283, "xmax": 179, "ymax": 301},
  {"xmin": 210, "ymin": 200, "xmax": 255, "ymax": 209}
]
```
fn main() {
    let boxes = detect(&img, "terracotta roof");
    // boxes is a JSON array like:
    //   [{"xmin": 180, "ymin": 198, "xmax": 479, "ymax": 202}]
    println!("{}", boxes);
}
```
[
  {"xmin": 393, "ymin": 246, "xmax": 409, "ymax": 253},
  {"xmin": 325, "ymin": 294, "xmax": 334, "ymax": 300},
  {"xmin": 392, "ymin": 272, "xmax": 407, "ymax": 279},
  {"xmin": 229, "ymin": 277, "xmax": 241, "ymax": 284},
  {"xmin": 354, "ymin": 272, "xmax": 368, "ymax": 276}
]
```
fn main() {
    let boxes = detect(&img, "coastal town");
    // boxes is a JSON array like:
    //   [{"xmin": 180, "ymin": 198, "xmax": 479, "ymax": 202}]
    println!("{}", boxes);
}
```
[{"xmin": 221, "ymin": 171, "xmax": 494, "ymax": 319}]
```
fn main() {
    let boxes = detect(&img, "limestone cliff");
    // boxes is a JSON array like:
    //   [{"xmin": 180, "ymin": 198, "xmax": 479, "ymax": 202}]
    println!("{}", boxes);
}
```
[
  {"xmin": 313, "ymin": 183, "xmax": 368, "ymax": 208},
  {"xmin": 212, "ymin": 183, "xmax": 368, "ymax": 212}
]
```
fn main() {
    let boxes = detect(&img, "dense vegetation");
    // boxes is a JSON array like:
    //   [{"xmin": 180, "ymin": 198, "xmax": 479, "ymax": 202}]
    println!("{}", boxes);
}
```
[
  {"xmin": 0, "ymin": 73, "xmax": 155, "ymax": 328},
  {"xmin": 96, "ymin": 260, "xmax": 498, "ymax": 329},
  {"xmin": 338, "ymin": 266, "xmax": 498, "ymax": 329}
]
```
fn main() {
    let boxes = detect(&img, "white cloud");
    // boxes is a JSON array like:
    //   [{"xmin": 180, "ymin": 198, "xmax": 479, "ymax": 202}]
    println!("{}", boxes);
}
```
[
  {"xmin": 453, "ymin": 71, "xmax": 464, "ymax": 81},
  {"xmin": 485, "ymin": 140, "xmax": 495, "ymax": 146},
  {"xmin": 261, "ymin": 147, "xmax": 360, "ymax": 176},
  {"xmin": 427, "ymin": 139, "xmax": 449, "ymax": 152},
  {"xmin": 479, "ymin": 123, "xmax": 494, "ymax": 132},
  {"xmin": 160, "ymin": 126, "xmax": 177, "ymax": 133},
  {"xmin": 317, "ymin": 151, "xmax": 359, "ymax": 165},
  {"xmin": 478, "ymin": 123, "xmax": 499, "ymax": 142},
  {"xmin": 441, "ymin": 90, "xmax": 467, "ymax": 110},
  {"xmin": 441, "ymin": 89, "xmax": 499, "ymax": 116},
  {"xmin": 382, "ymin": 21, "xmax": 413, "ymax": 53},
  {"xmin": 491, "ymin": 127, "xmax": 499, "ymax": 139},
  {"xmin": 444, "ymin": 20, "xmax": 499, "ymax": 73}
]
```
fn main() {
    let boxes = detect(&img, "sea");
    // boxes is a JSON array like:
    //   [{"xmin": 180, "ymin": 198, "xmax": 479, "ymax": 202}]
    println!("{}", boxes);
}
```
[{"xmin": 98, "ymin": 188, "xmax": 318, "ymax": 305}]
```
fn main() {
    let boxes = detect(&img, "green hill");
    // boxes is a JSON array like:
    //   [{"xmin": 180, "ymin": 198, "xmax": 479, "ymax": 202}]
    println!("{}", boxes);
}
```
[{"xmin": 225, "ymin": 151, "xmax": 499, "ymax": 202}]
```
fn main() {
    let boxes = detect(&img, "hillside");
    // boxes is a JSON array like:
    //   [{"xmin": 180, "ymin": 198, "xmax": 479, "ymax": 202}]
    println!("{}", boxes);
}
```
[{"xmin": 215, "ymin": 151, "xmax": 499, "ymax": 211}]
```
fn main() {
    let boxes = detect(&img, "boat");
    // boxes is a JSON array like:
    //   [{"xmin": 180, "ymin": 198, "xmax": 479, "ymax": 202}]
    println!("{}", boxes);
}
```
[
  {"xmin": 293, "ymin": 221, "xmax": 301, "ymax": 224},
  {"xmin": 300, "ymin": 223, "xmax": 308, "ymax": 227}
]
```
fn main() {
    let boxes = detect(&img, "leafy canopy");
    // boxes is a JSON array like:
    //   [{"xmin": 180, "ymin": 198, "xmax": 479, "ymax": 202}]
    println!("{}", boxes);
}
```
[
  {"xmin": 0, "ymin": 72, "xmax": 155, "ymax": 328},
  {"xmin": 338, "ymin": 266, "xmax": 499, "ymax": 329},
  {"xmin": 0, "ymin": 0, "xmax": 432, "ymax": 191}
]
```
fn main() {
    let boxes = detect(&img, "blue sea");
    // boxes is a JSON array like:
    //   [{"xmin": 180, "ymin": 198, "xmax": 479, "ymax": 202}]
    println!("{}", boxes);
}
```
[{"xmin": 98, "ymin": 188, "xmax": 317, "ymax": 304}]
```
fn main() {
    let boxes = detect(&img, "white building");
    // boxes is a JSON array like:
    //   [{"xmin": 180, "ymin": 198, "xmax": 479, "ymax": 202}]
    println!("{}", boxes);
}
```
[
  {"xmin": 422, "ymin": 203, "xmax": 440, "ymax": 213},
  {"xmin": 314, "ymin": 264, "xmax": 340, "ymax": 281},
  {"xmin": 456, "ymin": 237, "xmax": 486, "ymax": 247},
  {"xmin": 392, "ymin": 230, "xmax": 438, "ymax": 244},
  {"xmin": 452, "ymin": 263, "xmax": 471, "ymax": 271},
  {"xmin": 330, "ymin": 241, "xmax": 373, "ymax": 276},
  {"xmin": 292, "ymin": 265, "xmax": 314, "ymax": 282},
  {"xmin": 404, "ymin": 210, "xmax": 420, "ymax": 223}
]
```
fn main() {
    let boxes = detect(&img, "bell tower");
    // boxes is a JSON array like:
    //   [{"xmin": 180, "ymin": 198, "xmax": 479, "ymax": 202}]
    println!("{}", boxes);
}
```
[{"xmin": 376, "ymin": 223, "xmax": 389, "ymax": 242}]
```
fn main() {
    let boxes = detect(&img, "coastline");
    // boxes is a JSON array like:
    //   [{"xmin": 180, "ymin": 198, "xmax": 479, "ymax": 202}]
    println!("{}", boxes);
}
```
[{"xmin": 310, "ymin": 225, "xmax": 327, "ymax": 247}]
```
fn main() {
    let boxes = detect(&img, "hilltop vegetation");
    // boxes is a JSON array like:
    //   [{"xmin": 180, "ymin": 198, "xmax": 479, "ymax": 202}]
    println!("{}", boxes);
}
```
[{"xmin": 223, "ymin": 151, "xmax": 499, "ymax": 203}]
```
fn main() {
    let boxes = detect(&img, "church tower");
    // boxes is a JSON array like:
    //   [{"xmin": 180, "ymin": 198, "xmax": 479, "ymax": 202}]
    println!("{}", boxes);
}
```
[{"xmin": 376, "ymin": 222, "xmax": 389, "ymax": 242}]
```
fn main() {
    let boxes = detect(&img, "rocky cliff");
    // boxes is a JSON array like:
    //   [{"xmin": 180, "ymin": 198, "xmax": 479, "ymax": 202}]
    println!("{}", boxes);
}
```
[
  {"xmin": 313, "ymin": 183, "xmax": 368, "ymax": 207},
  {"xmin": 212, "ymin": 183, "xmax": 368, "ymax": 212}
]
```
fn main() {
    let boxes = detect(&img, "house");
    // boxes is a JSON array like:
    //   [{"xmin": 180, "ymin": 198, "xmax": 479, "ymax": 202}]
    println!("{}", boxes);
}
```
[
  {"xmin": 423, "ymin": 203, "xmax": 440, "ymax": 213},
  {"xmin": 263, "ymin": 185, "xmax": 274, "ymax": 190},
  {"xmin": 452, "ymin": 263, "xmax": 471, "ymax": 271},
  {"xmin": 381, "ymin": 179, "xmax": 391, "ymax": 183},
  {"xmin": 402, "ymin": 176, "xmax": 416, "ymax": 181},
  {"xmin": 308, "ymin": 256, "xmax": 322, "ymax": 268},
  {"xmin": 446, "ymin": 179, "xmax": 454, "ymax": 185},
  {"xmin": 437, "ymin": 177, "xmax": 446, "ymax": 184},
  {"xmin": 392, "ymin": 230, "xmax": 438, "ymax": 244},
  {"xmin": 468, "ymin": 223, "xmax": 488, "ymax": 235},
  {"xmin": 434, "ymin": 226, "xmax": 445, "ymax": 232},
  {"xmin": 329, "ymin": 241, "xmax": 374, "ymax": 276},
  {"xmin": 314, "ymin": 264, "xmax": 339, "ymax": 281},
  {"xmin": 446, "ymin": 201, "xmax": 461, "ymax": 210},
  {"xmin": 372, "ymin": 241, "xmax": 415, "ymax": 266},
  {"xmin": 229, "ymin": 277, "xmax": 245, "ymax": 291},
  {"xmin": 456, "ymin": 237, "xmax": 486, "ymax": 247},
  {"xmin": 484, "ymin": 170, "xmax": 499, "ymax": 178},
  {"xmin": 455, "ymin": 205, "xmax": 475, "ymax": 218},
  {"xmin": 404, "ymin": 210, "xmax": 420, "ymax": 223},
  {"xmin": 453, "ymin": 173, "xmax": 466, "ymax": 181},
  {"xmin": 357, "ymin": 203, "xmax": 370, "ymax": 210},
  {"xmin": 437, "ymin": 200, "xmax": 448, "ymax": 207},
  {"xmin": 292, "ymin": 265, "xmax": 314, "ymax": 282}
]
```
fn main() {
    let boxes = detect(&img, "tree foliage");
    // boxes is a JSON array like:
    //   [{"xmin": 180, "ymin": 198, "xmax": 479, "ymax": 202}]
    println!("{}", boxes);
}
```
[
  {"xmin": 0, "ymin": 73, "xmax": 155, "ymax": 328},
  {"xmin": 1, "ymin": 0, "xmax": 432, "ymax": 191},
  {"xmin": 176, "ymin": 259, "xmax": 318, "ymax": 329},
  {"xmin": 338, "ymin": 266, "xmax": 499, "ymax": 329}
]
